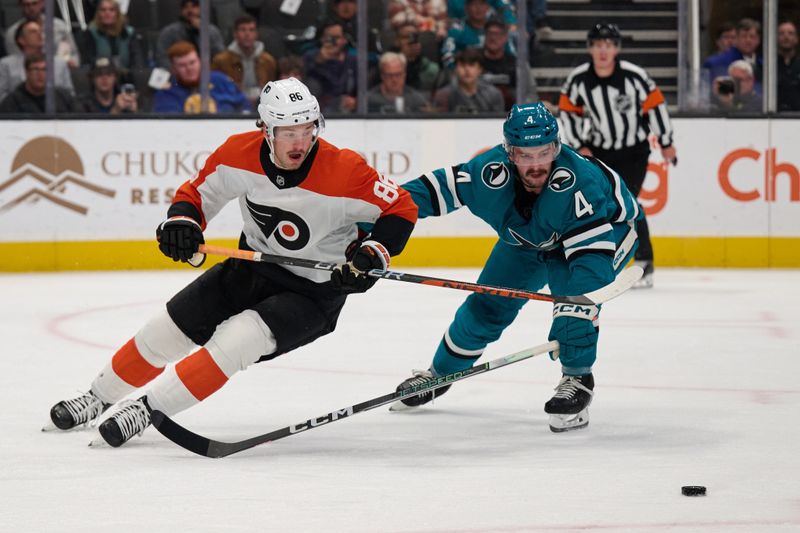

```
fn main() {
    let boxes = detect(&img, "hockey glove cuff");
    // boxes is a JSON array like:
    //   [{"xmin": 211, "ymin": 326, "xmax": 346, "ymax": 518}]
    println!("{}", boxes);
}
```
[
  {"xmin": 547, "ymin": 303, "xmax": 599, "ymax": 361},
  {"xmin": 156, "ymin": 216, "xmax": 205, "ymax": 267},
  {"xmin": 331, "ymin": 240, "xmax": 390, "ymax": 294}
]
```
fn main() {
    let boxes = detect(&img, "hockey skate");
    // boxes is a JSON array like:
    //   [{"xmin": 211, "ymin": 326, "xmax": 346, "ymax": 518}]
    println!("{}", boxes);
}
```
[
  {"xmin": 632, "ymin": 260, "xmax": 654, "ymax": 289},
  {"xmin": 46, "ymin": 390, "xmax": 110, "ymax": 431},
  {"xmin": 544, "ymin": 374, "xmax": 594, "ymax": 432},
  {"xmin": 94, "ymin": 396, "xmax": 152, "ymax": 447},
  {"xmin": 389, "ymin": 369, "xmax": 451, "ymax": 411}
]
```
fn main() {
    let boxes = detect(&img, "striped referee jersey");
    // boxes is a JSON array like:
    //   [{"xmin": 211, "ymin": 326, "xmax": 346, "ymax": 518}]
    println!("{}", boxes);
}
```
[{"xmin": 558, "ymin": 60, "xmax": 674, "ymax": 151}]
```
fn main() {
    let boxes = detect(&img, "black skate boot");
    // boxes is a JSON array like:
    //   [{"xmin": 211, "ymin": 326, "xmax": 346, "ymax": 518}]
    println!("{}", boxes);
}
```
[
  {"xmin": 633, "ymin": 260, "xmax": 654, "ymax": 289},
  {"xmin": 97, "ymin": 396, "xmax": 152, "ymax": 447},
  {"xmin": 48, "ymin": 391, "xmax": 110, "ymax": 431},
  {"xmin": 544, "ymin": 374, "xmax": 594, "ymax": 433},
  {"xmin": 389, "ymin": 369, "xmax": 451, "ymax": 411}
]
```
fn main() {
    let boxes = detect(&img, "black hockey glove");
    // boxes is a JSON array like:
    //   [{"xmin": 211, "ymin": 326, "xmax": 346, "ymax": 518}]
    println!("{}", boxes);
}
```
[
  {"xmin": 331, "ymin": 240, "xmax": 390, "ymax": 294},
  {"xmin": 156, "ymin": 216, "xmax": 206, "ymax": 267}
]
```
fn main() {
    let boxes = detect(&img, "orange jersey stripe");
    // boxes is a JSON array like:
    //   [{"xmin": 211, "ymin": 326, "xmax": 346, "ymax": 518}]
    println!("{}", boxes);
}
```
[
  {"xmin": 111, "ymin": 338, "xmax": 164, "ymax": 388},
  {"xmin": 172, "ymin": 132, "xmax": 264, "ymax": 229},
  {"xmin": 559, "ymin": 94, "xmax": 584, "ymax": 115},
  {"xmin": 175, "ymin": 348, "xmax": 229, "ymax": 401},
  {"xmin": 642, "ymin": 88, "xmax": 665, "ymax": 113},
  {"xmin": 301, "ymin": 139, "xmax": 418, "ymax": 224},
  {"xmin": 172, "ymin": 132, "xmax": 417, "ymax": 230}
]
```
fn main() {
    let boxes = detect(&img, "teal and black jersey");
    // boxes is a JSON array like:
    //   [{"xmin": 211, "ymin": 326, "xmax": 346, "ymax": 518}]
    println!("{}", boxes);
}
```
[{"xmin": 403, "ymin": 143, "xmax": 640, "ymax": 294}]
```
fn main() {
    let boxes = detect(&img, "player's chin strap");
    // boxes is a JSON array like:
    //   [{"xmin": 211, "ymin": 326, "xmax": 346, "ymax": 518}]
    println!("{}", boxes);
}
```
[{"xmin": 196, "ymin": 244, "xmax": 642, "ymax": 306}]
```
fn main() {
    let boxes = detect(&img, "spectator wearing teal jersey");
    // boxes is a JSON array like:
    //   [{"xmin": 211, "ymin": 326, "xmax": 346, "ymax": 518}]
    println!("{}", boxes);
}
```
[
  {"xmin": 447, "ymin": 0, "xmax": 516, "ymax": 27},
  {"xmin": 441, "ymin": 0, "xmax": 515, "ymax": 69}
]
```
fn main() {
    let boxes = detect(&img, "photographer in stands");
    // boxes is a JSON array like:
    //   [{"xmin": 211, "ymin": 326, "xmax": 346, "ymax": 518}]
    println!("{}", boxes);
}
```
[
  {"xmin": 711, "ymin": 59, "xmax": 761, "ymax": 113},
  {"xmin": 79, "ymin": 58, "xmax": 139, "ymax": 114}
]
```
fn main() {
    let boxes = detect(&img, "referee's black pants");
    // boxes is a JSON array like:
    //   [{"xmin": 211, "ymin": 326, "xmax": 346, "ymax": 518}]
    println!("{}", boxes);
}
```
[{"xmin": 592, "ymin": 143, "xmax": 653, "ymax": 262}]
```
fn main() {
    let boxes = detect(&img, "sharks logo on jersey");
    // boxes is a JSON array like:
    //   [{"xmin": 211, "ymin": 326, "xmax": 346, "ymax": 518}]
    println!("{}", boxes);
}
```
[
  {"xmin": 548, "ymin": 167, "xmax": 576, "ymax": 193},
  {"xmin": 481, "ymin": 162, "xmax": 510, "ymax": 189},
  {"xmin": 246, "ymin": 198, "xmax": 311, "ymax": 251},
  {"xmin": 508, "ymin": 228, "xmax": 560, "ymax": 250}
]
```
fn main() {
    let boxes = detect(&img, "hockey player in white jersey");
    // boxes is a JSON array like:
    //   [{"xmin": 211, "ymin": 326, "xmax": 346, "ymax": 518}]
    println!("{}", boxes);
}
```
[{"xmin": 46, "ymin": 78, "xmax": 418, "ymax": 447}]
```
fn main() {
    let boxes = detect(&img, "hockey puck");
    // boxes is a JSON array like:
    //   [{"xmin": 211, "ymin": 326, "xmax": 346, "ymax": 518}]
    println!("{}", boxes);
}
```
[{"xmin": 681, "ymin": 485, "xmax": 706, "ymax": 497}]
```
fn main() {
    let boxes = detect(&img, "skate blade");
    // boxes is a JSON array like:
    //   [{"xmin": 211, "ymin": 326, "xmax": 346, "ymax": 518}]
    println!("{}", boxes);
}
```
[
  {"xmin": 88, "ymin": 434, "xmax": 110, "ymax": 448},
  {"xmin": 548, "ymin": 410, "xmax": 589, "ymax": 433},
  {"xmin": 42, "ymin": 421, "xmax": 94, "ymax": 433},
  {"xmin": 389, "ymin": 400, "xmax": 418, "ymax": 412}
]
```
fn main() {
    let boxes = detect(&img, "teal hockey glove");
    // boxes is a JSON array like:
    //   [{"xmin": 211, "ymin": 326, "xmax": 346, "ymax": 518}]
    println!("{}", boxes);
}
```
[{"xmin": 547, "ymin": 303, "xmax": 599, "ymax": 361}]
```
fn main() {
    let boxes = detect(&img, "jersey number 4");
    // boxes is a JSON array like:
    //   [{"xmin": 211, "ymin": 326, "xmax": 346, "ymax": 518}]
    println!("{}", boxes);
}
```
[{"xmin": 574, "ymin": 191, "xmax": 594, "ymax": 218}]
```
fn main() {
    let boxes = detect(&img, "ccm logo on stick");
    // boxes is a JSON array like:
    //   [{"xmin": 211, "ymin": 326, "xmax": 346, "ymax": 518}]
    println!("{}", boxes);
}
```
[{"xmin": 289, "ymin": 407, "xmax": 354, "ymax": 433}]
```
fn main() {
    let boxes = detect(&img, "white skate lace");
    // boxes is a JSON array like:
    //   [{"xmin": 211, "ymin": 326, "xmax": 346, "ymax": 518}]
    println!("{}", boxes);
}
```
[
  {"xmin": 110, "ymin": 399, "xmax": 151, "ymax": 441},
  {"xmin": 405, "ymin": 369, "xmax": 434, "ymax": 388},
  {"xmin": 61, "ymin": 392, "xmax": 106, "ymax": 427},
  {"xmin": 552, "ymin": 376, "xmax": 593, "ymax": 400}
]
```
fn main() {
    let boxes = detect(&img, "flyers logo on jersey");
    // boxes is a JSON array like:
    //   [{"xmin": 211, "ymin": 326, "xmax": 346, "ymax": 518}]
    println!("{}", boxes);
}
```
[
  {"xmin": 481, "ymin": 162, "xmax": 510, "ymax": 189},
  {"xmin": 246, "ymin": 198, "xmax": 311, "ymax": 250},
  {"xmin": 548, "ymin": 168, "xmax": 576, "ymax": 193}
]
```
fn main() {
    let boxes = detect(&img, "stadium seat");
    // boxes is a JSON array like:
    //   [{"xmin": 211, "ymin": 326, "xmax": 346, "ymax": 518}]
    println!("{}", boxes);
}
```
[
  {"xmin": 69, "ymin": 64, "xmax": 91, "ymax": 98},
  {"xmin": 125, "ymin": 0, "xmax": 157, "ymax": 31},
  {"xmin": 257, "ymin": 24, "xmax": 289, "ymax": 59},
  {"xmin": 156, "ymin": 0, "xmax": 181, "ymax": 29}
]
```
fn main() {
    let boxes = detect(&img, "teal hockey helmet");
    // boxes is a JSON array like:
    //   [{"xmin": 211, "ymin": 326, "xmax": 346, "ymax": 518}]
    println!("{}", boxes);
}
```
[{"xmin": 502, "ymin": 102, "xmax": 561, "ymax": 159}]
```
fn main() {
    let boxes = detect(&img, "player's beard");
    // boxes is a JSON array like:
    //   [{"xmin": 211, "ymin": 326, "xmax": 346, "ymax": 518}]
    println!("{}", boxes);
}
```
[{"xmin": 522, "ymin": 168, "xmax": 549, "ymax": 193}]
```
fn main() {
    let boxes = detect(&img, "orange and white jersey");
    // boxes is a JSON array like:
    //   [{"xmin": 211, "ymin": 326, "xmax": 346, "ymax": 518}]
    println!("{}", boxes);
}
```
[{"xmin": 171, "ymin": 131, "xmax": 418, "ymax": 282}]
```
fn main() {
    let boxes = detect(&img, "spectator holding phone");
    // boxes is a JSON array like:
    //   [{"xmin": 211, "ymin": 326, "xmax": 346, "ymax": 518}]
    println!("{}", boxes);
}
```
[
  {"xmin": 79, "ymin": 57, "xmax": 138, "ymax": 114},
  {"xmin": 303, "ymin": 21, "xmax": 357, "ymax": 113},
  {"xmin": 394, "ymin": 22, "xmax": 441, "ymax": 94}
]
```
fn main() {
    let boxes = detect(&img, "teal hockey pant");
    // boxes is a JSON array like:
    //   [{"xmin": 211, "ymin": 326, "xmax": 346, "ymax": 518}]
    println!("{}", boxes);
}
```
[{"xmin": 430, "ymin": 231, "xmax": 636, "ymax": 376}]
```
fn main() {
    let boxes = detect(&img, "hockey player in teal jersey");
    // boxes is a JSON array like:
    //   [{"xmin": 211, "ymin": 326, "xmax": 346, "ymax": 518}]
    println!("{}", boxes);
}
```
[{"xmin": 392, "ymin": 102, "xmax": 641, "ymax": 432}]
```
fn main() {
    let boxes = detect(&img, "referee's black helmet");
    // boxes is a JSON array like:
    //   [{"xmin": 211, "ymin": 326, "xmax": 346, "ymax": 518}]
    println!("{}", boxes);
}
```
[{"xmin": 587, "ymin": 22, "xmax": 621, "ymax": 45}]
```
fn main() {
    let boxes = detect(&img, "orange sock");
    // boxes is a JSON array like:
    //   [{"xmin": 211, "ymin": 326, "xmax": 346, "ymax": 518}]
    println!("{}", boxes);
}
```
[
  {"xmin": 111, "ymin": 338, "xmax": 164, "ymax": 387},
  {"xmin": 175, "ymin": 348, "xmax": 229, "ymax": 401}
]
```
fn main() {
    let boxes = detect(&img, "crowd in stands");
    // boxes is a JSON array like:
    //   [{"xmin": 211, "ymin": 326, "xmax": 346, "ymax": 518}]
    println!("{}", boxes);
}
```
[
  {"xmin": 702, "ymin": 17, "xmax": 800, "ymax": 112},
  {"xmin": 0, "ymin": 0, "xmax": 797, "ymax": 115}
]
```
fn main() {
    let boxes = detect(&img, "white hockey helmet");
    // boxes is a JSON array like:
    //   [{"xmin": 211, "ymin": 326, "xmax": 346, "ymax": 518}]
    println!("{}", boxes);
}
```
[{"xmin": 257, "ymin": 77, "xmax": 325, "ymax": 143}]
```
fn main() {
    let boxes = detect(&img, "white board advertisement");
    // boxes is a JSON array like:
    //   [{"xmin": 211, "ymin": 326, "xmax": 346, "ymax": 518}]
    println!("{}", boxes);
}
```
[{"xmin": 0, "ymin": 118, "xmax": 798, "ymax": 243}]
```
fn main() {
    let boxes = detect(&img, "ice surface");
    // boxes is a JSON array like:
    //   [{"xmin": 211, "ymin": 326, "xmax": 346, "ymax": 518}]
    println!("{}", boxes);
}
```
[{"xmin": 1, "ymin": 268, "xmax": 799, "ymax": 532}]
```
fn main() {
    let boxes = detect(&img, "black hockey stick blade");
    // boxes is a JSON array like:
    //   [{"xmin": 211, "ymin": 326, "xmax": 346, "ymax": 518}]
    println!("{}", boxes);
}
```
[{"xmin": 152, "ymin": 340, "xmax": 560, "ymax": 458}]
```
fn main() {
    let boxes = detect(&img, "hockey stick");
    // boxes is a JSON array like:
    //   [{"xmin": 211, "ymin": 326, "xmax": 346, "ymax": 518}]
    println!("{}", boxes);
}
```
[
  {"xmin": 198, "ymin": 244, "xmax": 643, "ymax": 306},
  {"xmin": 151, "ymin": 340, "xmax": 560, "ymax": 458}
]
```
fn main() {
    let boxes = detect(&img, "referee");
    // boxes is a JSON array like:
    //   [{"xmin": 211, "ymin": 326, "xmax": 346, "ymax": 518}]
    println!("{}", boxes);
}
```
[{"xmin": 558, "ymin": 22, "xmax": 677, "ymax": 288}]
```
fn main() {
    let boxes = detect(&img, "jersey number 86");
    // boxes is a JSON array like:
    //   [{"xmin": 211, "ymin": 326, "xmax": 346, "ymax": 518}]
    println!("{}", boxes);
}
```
[{"xmin": 373, "ymin": 174, "xmax": 400, "ymax": 203}]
